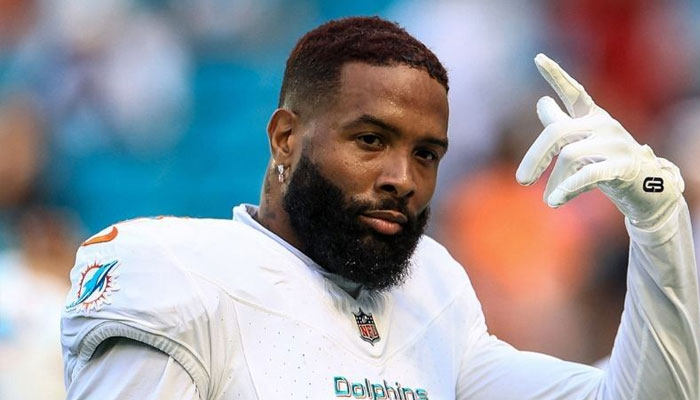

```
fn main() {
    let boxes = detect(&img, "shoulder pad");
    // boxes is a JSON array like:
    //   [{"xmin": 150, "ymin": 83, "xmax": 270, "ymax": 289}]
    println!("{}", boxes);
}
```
[{"xmin": 61, "ymin": 217, "xmax": 220, "ymax": 397}]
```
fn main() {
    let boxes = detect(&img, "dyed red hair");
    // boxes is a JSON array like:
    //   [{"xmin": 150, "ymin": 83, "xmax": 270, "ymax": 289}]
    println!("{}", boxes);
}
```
[{"xmin": 279, "ymin": 16, "xmax": 448, "ymax": 112}]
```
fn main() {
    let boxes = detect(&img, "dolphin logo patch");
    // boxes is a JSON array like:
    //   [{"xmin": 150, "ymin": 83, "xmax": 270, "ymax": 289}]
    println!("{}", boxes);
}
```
[{"xmin": 66, "ymin": 260, "xmax": 120, "ymax": 313}]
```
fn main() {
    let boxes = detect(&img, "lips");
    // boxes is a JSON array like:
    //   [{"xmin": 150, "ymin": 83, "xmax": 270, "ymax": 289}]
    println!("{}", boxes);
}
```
[{"xmin": 359, "ymin": 210, "xmax": 408, "ymax": 235}]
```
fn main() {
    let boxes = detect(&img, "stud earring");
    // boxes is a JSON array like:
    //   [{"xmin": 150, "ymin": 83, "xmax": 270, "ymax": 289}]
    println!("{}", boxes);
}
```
[{"xmin": 277, "ymin": 164, "xmax": 286, "ymax": 183}]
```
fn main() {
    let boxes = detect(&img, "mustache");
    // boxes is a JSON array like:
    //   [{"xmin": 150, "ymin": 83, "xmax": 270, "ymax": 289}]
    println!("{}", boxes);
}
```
[
  {"xmin": 349, "ymin": 197, "xmax": 425, "ymax": 225},
  {"xmin": 351, "ymin": 197, "xmax": 406, "ymax": 212}
]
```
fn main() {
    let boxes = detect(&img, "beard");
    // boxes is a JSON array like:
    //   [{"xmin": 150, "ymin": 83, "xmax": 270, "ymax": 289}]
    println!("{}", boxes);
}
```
[{"xmin": 282, "ymin": 153, "xmax": 429, "ymax": 292}]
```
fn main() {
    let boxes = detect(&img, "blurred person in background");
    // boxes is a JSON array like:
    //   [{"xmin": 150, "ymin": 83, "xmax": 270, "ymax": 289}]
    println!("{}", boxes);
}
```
[
  {"xmin": 0, "ymin": 1, "xmax": 69, "ymax": 397},
  {"xmin": 0, "ymin": 99, "xmax": 76, "ymax": 399},
  {"xmin": 0, "ymin": 99, "xmax": 43, "ymax": 249}
]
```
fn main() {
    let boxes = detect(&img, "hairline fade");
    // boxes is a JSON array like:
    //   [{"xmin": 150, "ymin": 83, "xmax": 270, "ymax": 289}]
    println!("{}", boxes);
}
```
[{"xmin": 278, "ymin": 16, "xmax": 449, "ymax": 115}]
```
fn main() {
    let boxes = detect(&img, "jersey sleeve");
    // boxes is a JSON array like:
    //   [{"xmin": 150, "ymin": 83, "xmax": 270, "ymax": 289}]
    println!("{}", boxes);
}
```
[
  {"xmin": 456, "ymin": 199, "xmax": 700, "ymax": 399},
  {"xmin": 61, "ymin": 220, "xmax": 217, "ymax": 399},
  {"xmin": 66, "ymin": 338, "xmax": 199, "ymax": 400}
]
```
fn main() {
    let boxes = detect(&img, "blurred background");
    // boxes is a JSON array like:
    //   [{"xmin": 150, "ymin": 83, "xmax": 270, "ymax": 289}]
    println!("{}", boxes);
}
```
[{"xmin": 0, "ymin": 0, "xmax": 698, "ymax": 397}]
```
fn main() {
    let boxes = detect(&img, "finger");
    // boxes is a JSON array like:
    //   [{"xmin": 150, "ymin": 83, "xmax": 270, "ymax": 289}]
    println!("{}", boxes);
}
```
[
  {"xmin": 543, "ymin": 138, "xmax": 609, "ymax": 202},
  {"xmin": 547, "ymin": 159, "xmax": 627, "ymax": 207},
  {"xmin": 534, "ymin": 53, "xmax": 596, "ymax": 118},
  {"xmin": 537, "ymin": 95, "xmax": 570, "ymax": 127},
  {"xmin": 515, "ymin": 120, "xmax": 592, "ymax": 185}
]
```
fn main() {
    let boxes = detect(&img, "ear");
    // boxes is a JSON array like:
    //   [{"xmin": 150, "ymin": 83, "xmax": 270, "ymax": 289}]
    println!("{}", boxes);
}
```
[{"xmin": 266, "ymin": 108, "xmax": 299, "ymax": 164}]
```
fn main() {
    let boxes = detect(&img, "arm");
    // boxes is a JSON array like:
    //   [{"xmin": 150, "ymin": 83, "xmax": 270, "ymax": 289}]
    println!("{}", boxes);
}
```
[
  {"xmin": 66, "ymin": 337, "xmax": 200, "ymax": 400},
  {"xmin": 457, "ymin": 199, "xmax": 698, "ymax": 399},
  {"xmin": 457, "ymin": 54, "xmax": 699, "ymax": 399},
  {"xmin": 604, "ymin": 199, "xmax": 699, "ymax": 399}
]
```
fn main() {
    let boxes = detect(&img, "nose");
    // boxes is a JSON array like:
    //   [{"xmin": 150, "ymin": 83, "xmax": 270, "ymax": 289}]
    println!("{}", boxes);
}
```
[{"xmin": 376, "ymin": 156, "xmax": 415, "ymax": 200}]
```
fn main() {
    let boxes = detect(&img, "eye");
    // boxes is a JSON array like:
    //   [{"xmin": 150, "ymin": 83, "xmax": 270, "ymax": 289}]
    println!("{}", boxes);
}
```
[
  {"xmin": 415, "ymin": 148, "xmax": 439, "ymax": 162},
  {"xmin": 356, "ymin": 133, "xmax": 384, "ymax": 149}
]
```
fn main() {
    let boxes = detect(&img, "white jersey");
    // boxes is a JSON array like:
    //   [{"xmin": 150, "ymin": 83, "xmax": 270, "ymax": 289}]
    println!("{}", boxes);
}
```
[{"xmin": 61, "ymin": 202, "xmax": 700, "ymax": 399}]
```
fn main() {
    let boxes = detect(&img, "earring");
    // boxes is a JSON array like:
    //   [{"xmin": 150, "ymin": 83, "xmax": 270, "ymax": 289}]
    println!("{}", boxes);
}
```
[{"xmin": 277, "ymin": 164, "xmax": 286, "ymax": 183}]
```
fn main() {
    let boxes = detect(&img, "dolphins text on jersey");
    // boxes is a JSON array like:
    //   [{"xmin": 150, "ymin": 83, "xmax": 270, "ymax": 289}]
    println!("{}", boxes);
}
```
[{"xmin": 334, "ymin": 376, "xmax": 429, "ymax": 399}]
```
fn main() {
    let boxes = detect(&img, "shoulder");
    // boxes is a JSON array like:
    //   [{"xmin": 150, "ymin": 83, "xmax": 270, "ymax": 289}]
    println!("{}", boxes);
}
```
[
  {"xmin": 64, "ymin": 213, "xmax": 304, "ymax": 324},
  {"xmin": 61, "ymin": 216, "xmax": 260, "ymax": 396},
  {"xmin": 79, "ymin": 215, "xmax": 257, "ymax": 254},
  {"xmin": 65, "ymin": 216, "xmax": 251, "ymax": 312},
  {"xmin": 71, "ymin": 214, "xmax": 280, "ymax": 279}
]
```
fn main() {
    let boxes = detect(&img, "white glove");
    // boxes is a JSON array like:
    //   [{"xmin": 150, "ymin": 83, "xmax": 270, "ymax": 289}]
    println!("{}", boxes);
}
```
[{"xmin": 515, "ymin": 53, "xmax": 684, "ymax": 230}]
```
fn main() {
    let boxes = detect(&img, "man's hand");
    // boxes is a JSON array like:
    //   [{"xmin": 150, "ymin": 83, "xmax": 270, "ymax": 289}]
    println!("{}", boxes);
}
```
[{"xmin": 515, "ymin": 53, "xmax": 684, "ymax": 230}]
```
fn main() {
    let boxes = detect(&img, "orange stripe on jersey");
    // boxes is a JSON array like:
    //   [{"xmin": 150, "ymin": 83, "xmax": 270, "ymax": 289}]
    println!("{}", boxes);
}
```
[{"xmin": 82, "ymin": 226, "xmax": 119, "ymax": 246}]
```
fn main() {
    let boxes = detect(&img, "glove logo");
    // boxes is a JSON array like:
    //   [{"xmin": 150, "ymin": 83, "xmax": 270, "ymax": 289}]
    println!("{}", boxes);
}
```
[{"xmin": 642, "ymin": 177, "xmax": 664, "ymax": 193}]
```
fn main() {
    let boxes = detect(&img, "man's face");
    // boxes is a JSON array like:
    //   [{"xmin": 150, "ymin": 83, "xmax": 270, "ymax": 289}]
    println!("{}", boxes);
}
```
[{"xmin": 283, "ymin": 63, "xmax": 449, "ymax": 291}]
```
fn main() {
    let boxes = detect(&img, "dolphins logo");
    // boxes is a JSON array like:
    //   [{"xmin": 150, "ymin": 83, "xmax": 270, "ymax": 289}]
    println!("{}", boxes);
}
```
[{"xmin": 66, "ymin": 260, "xmax": 120, "ymax": 312}]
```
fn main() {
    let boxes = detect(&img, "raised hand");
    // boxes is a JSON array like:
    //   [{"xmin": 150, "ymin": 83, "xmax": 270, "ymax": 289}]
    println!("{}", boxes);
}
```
[{"xmin": 516, "ymin": 54, "xmax": 684, "ymax": 229}]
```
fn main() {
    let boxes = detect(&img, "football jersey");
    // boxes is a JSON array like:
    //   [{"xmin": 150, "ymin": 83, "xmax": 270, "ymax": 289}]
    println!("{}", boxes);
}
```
[{"xmin": 61, "ymin": 202, "xmax": 700, "ymax": 399}]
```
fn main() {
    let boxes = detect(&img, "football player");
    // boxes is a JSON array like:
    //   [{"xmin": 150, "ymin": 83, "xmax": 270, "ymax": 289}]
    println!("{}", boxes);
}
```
[{"xmin": 62, "ymin": 17, "xmax": 699, "ymax": 399}]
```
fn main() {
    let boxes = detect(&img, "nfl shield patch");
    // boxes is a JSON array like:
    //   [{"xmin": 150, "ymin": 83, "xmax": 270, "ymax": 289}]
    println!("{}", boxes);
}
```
[{"xmin": 354, "ymin": 308, "xmax": 380, "ymax": 345}]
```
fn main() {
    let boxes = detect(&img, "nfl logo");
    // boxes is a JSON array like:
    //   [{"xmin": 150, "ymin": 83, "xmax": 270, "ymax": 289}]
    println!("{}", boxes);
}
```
[{"xmin": 354, "ymin": 308, "xmax": 380, "ymax": 345}]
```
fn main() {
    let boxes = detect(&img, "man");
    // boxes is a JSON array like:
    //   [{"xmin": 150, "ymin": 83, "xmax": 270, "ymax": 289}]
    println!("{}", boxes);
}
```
[{"xmin": 61, "ymin": 17, "xmax": 699, "ymax": 399}]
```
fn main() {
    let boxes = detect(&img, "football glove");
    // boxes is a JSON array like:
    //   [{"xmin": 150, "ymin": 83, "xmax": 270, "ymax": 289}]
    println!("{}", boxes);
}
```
[{"xmin": 515, "ymin": 53, "xmax": 684, "ymax": 230}]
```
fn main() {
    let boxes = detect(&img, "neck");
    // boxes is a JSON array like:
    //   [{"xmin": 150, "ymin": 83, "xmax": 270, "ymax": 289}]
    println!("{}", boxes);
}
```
[{"xmin": 255, "ymin": 175, "xmax": 304, "ymax": 251}]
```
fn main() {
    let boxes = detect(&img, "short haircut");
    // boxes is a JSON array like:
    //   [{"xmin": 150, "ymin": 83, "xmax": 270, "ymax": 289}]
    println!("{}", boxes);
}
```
[{"xmin": 279, "ymin": 16, "xmax": 448, "ymax": 114}]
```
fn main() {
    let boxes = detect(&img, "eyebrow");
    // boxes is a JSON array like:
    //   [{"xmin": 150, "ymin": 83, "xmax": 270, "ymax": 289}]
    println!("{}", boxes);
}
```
[{"xmin": 345, "ymin": 113, "xmax": 449, "ymax": 151}]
